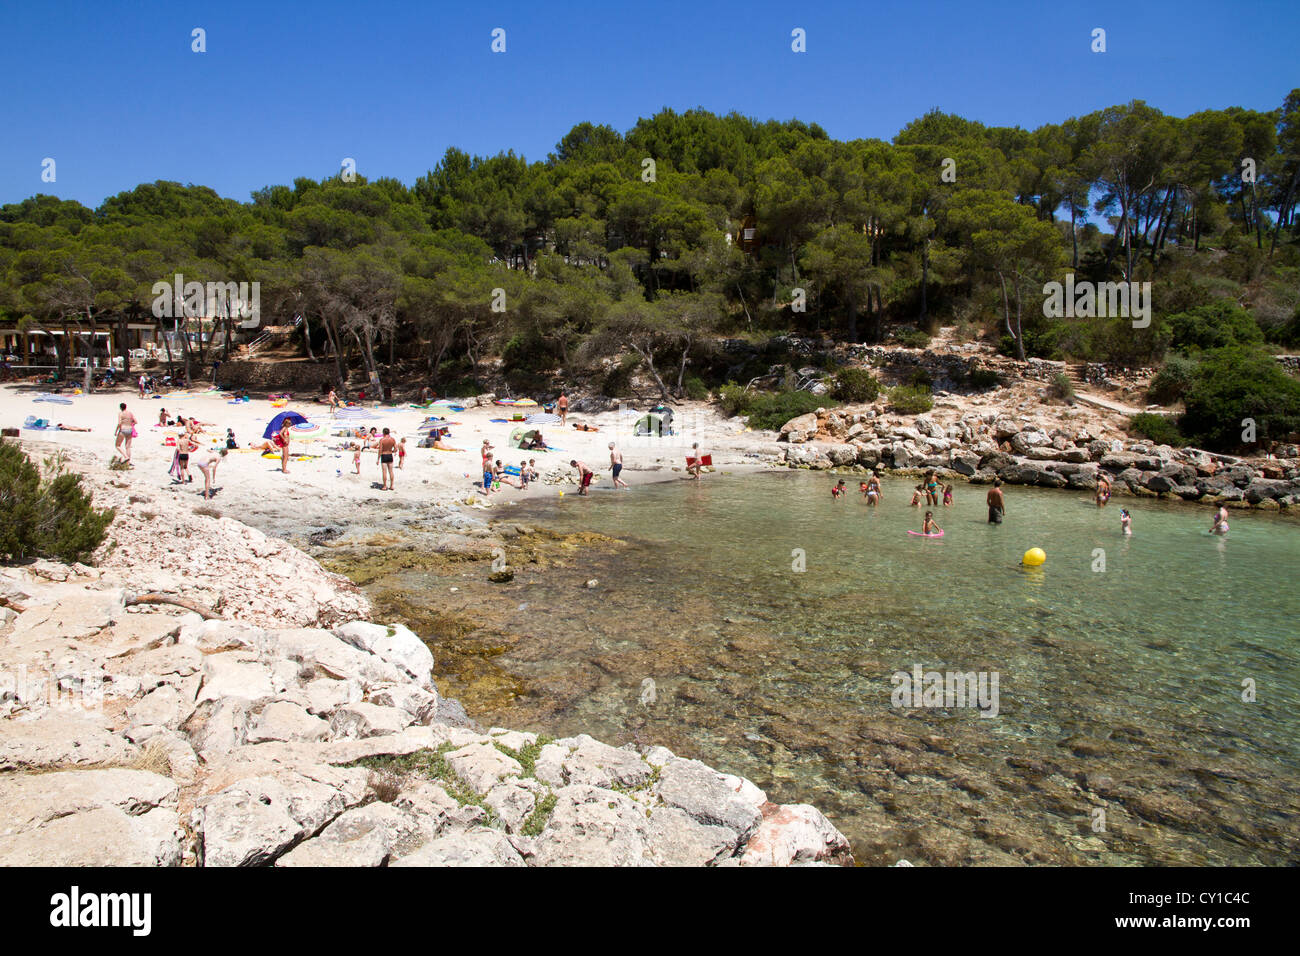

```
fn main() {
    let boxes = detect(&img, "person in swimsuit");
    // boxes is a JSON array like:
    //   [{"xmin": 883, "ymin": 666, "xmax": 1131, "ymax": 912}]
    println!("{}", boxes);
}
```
[
  {"xmin": 924, "ymin": 470, "xmax": 940, "ymax": 506},
  {"xmin": 1120, "ymin": 509, "xmax": 1132, "ymax": 535},
  {"xmin": 114, "ymin": 403, "xmax": 137, "ymax": 463},
  {"xmin": 376, "ymin": 427, "xmax": 398, "ymax": 490},
  {"xmin": 480, "ymin": 440, "xmax": 495, "ymax": 494},
  {"xmin": 910, "ymin": 485, "xmax": 924, "ymax": 507},
  {"xmin": 571, "ymin": 459, "xmax": 594, "ymax": 495},
  {"xmin": 158, "ymin": 407, "xmax": 169, "ymax": 426},
  {"xmin": 609, "ymin": 442, "xmax": 628, "ymax": 489},
  {"xmin": 865, "ymin": 472, "xmax": 882, "ymax": 506},
  {"xmin": 987, "ymin": 479, "xmax": 1006, "ymax": 524},
  {"xmin": 519, "ymin": 460, "xmax": 531, "ymax": 490},
  {"xmin": 1210, "ymin": 505, "xmax": 1229, "ymax": 535},
  {"xmin": 687, "ymin": 442, "xmax": 706, "ymax": 480},
  {"xmin": 353, "ymin": 446, "xmax": 362, "ymax": 474},
  {"xmin": 943, "ymin": 484, "xmax": 954, "ymax": 507},
  {"xmin": 195, "ymin": 447, "xmax": 227, "ymax": 499},
  {"xmin": 557, "ymin": 390, "xmax": 569, "ymax": 426},
  {"xmin": 278, "ymin": 420, "xmax": 293, "ymax": 474},
  {"xmin": 921, "ymin": 511, "xmax": 942, "ymax": 535},
  {"xmin": 175, "ymin": 433, "xmax": 194, "ymax": 483},
  {"xmin": 397, "ymin": 437, "xmax": 407, "ymax": 470},
  {"xmin": 1096, "ymin": 473, "xmax": 1112, "ymax": 507}
]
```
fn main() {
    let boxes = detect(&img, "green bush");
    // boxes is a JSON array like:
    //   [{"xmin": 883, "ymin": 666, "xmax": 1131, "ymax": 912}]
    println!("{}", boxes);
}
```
[
  {"xmin": 744, "ymin": 390, "xmax": 828, "ymax": 430},
  {"xmin": 1148, "ymin": 354, "xmax": 1197, "ymax": 405},
  {"xmin": 906, "ymin": 366, "xmax": 934, "ymax": 389},
  {"xmin": 601, "ymin": 354, "xmax": 640, "ymax": 397},
  {"xmin": 1129, "ymin": 412, "xmax": 1186, "ymax": 447},
  {"xmin": 896, "ymin": 328, "xmax": 931, "ymax": 349},
  {"xmin": 0, "ymin": 443, "xmax": 115, "ymax": 564},
  {"xmin": 833, "ymin": 367, "xmax": 881, "ymax": 402},
  {"xmin": 682, "ymin": 374, "xmax": 709, "ymax": 401},
  {"xmin": 1049, "ymin": 371, "xmax": 1075, "ymax": 402},
  {"xmin": 887, "ymin": 384, "xmax": 934, "ymax": 414},
  {"xmin": 1179, "ymin": 346, "xmax": 1300, "ymax": 451},
  {"xmin": 717, "ymin": 383, "xmax": 751, "ymax": 417},
  {"xmin": 1167, "ymin": 302, "xmax": 1263, "ymax": 352},
  {"xmin": 967, "ymin": 367, "xmax": 1001, "ymax": 390},
  {"xmin": 1264, "ymin": 304, "xmax": 1300, "ymax": 348}
]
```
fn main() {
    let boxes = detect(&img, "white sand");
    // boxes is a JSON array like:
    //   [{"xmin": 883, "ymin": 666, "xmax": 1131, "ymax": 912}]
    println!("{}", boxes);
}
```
[{"xmin": 3, "ymin": 385, "xmax": 773, "ymax": 531}]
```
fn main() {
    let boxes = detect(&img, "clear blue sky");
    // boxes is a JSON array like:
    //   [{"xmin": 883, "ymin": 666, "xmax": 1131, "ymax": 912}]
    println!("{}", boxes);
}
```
[{"xmin": 2, "ymin": 0, "xmax": 1296, "ymax": 208}]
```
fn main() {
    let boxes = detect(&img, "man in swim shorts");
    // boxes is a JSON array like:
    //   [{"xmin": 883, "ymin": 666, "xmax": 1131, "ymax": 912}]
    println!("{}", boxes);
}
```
[
  {"xmin": 609, "ymin": 442, "xmax": 628, "ymax": 489},
  {"xmin": 571, "ymin": 459, "xmax": 594, "ymax": 495},
  {"xmin": 987, "ymin": 479, "xmax": 1005, "ymax": 524},
  {"xmin": 480, "ymin": 440, "xmax": 495, "ymax": 495},
  {"xmin": 376, "ymin": 427, "xmax": 397, "ymax": 490}
]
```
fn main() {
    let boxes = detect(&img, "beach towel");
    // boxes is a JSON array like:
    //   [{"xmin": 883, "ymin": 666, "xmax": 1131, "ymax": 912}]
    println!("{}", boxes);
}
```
[
  {"xmin": 686, "ymin": 455, "xmax": 713, "ymax": 468},
  {"xmin": 168, "ymin": 449, "xmax": 182, "ymax": 481}
]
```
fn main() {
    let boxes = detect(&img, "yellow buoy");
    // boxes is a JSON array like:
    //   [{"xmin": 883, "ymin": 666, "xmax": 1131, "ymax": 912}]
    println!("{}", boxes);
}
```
[{"xmin": 1022, "ymin": 547, "xmax": 1046, "ymax": 567}]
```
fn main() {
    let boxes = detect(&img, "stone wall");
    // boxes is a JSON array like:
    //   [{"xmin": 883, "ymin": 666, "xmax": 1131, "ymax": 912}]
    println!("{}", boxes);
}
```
[{"xmin": 217, "ymin": 359, "xmax": 341, "ymax": 393}]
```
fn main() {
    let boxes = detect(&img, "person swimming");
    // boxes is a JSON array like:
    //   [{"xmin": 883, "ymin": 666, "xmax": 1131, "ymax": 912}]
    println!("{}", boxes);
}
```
[
  {"xmin": 1120, "ymin": 508, "xmax": 1132, "ymax": 535},
  {"xmin": 1210, "ymin": 505, "xmax": 1229, "ymax": 535},
  {"xmin": 921, "ymin": 510, "xmax": 942, "ymax": 535}
]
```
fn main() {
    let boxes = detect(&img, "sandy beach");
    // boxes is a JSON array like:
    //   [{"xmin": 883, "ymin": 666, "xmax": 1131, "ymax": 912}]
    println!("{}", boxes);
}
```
[{"xmin": 3, "ymin": 385, "xmax": 777, "ymax": 536}]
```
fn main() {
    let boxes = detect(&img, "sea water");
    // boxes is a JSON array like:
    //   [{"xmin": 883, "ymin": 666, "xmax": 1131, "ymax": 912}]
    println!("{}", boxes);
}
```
[{"xmin": 439, "ymin": 472, "xmax": 1300, "ymax": 864}]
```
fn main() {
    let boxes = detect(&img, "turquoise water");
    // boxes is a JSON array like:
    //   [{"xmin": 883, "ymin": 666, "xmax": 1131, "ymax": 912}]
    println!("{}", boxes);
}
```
[{"xmin": 463, "ymin": 472, "xmax": 1300, "ymax": 864}]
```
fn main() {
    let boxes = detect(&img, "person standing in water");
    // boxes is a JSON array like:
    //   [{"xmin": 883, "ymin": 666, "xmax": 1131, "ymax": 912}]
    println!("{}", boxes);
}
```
[
  {"xmin": 609, "ymin": 442, "xmax": 629, "ymax": 489},
  {"xmin": 987, "ymin": 479, "xmax": 1006, "ymax": 524},
  {"xmin": 570, "ymin": 458, "xmax": 594, "ymax": 495},
  {"xmin": 1120, "ymin": 508, "xmax": 1132, "ymax": 535},
  {"xmin": 114, "ymin": 402, "xmax": 137, "ymax": 464},
  {"xmin": 865, "ymin": 471, "xmax": 882, "ymax": 506},
  {"xmin": 687, "ymin": 442, "xmax": 707, "ymax": 480},
  {"xmin": 1096, "ymin": 473, "xmax": 1112, "ymax": 507},
  {"xmin": 1210, "ymin": 505, "xmax": 1230, "ymax": 535},
  {"xmin": 376, "ymin": 427, "xmax": 397, "ymax": 490}
]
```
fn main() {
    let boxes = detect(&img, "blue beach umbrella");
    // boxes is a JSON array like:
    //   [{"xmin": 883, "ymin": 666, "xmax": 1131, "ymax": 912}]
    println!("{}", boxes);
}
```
[{"xmin": 263, "ymin": 410, "xmax": 307, "ymax": 439}]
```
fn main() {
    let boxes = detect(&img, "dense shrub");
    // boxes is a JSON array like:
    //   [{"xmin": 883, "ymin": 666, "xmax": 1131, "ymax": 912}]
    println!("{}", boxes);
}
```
[
  {"xmin": 1129, "ymin": 412, "xmax": 1186, "ymax": 447},
  {"xmin": 1264, "ymin": 304, "xmax": 1300, "ymax": 348},
  {"xmin": 682, "ymin": 374, "xmax": 709, "ymax": 401},
  {"xmin": 1167, "ymin": 302, "xmax": 1263, "ymax": 352},
  {"xmin": 967, "ymin": 367, "xmax": 1001, "ymax": 390},
  {"xmin": 895, "ymin": 328, "xmax": 931, "ymax": 349},
  {"xmin": 1049, "ymin": 372, "xmax": 1075, "ymax": 402},
  {"xmin": 833, "ymin": 367, "xmax": 881, "ymax": 402},
  {"xmin": 887, "ymin": 384, "xmax": 934, "ymax": 414},
  {"xmin": 1179, "ymin": 347, "xmax": 1300, "ymax": 451},
  {"xmin": 1147, "ymin": 353, "xmax": 1197, "ymax": 404},
  {"xmin": 717, "ymin": 383, "xmax": 750, "ymax": 417},
  {"xmin": 906, "ymin": 366, "xmax": 934, "ymax": 389},
  {"xmin": 0, "ymin": 443, "xmax": 115, "ymax": 564},
  {"xmin": 601, "ymin": 354, "xmax": 640, "ymax": 396},
  {"xmin": 744, "ymin": 390, "xmax": 827, "ymax": 430}
]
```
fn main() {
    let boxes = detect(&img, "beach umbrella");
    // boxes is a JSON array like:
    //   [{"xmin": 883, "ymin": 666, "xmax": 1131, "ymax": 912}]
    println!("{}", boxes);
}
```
[
  {"xmin": 264, "ymin": 410, "xmax": 307, "ymax": 439},
  {"xmin": 525, "ymin": 412, "xmax": 561, "ymax": 425},
  {"xmin": 513, "ymin": 398, "xmax": 538, "ymax": 407},
  {"xmin": 333, "ymin": 407, "xmax": 381, "ymax": 420}
]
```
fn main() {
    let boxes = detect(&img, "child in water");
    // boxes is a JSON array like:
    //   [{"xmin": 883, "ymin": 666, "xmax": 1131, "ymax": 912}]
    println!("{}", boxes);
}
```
[
  {"xmin": 921, "ymin": 510, "xmax": 942, "ymax": 535},
  {"xmin": 1120, "ymin": 509, "xmax": 1132, "ymax": 535},
  {"xmin": 910, "ymin": 485, "xmax": 924, "ymax": 507},
  {"xmin": 859, "ymin": 481, "xmax": 869, "ymax": 497},
  {"xmin": 942, "ymin": 484, "xmax": 954, "ymax": 507},
  {"xmin": 831, "ymin": 479, "xmax": 847, "ymax": 499}
]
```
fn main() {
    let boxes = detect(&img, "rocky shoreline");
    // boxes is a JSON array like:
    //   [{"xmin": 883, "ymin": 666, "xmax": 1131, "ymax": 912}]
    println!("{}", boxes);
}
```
[
  {"xmin": 768, "ymin": 405, "xmax": 1300, "ymax": 510},
  {"xmin": 0, "ymin": 522, "xmax": 853, "ymax": 867}
]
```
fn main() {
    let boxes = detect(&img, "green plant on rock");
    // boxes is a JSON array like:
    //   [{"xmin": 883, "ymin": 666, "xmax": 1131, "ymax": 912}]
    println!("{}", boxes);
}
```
[
  {"xmin": 886, "ymin": 385, "xmax": 933, "ymax": 414},
  {"xmin": 832, "ymin": 367, "xmax": 881, "ymax": 402},
  {"xmin": 0, "ymin": 442, "xmax": 115, "ymax": 564},
  {"xmin": 1129, "ymin": 412, "xmax": 1186, "ymax": 447}
]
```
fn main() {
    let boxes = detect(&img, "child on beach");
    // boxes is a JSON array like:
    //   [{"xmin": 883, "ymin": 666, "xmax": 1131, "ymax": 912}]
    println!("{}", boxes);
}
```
[
  {"xmin": 910, "ymin": 485, "xmax": 924, "ymax": 507},
  {"xmin": 921, "ymin": 511, "xmax": 942, "ymax": 535},
  {"xmin": 832, "ymin": 479, "xmax": 847, "ymax": 499},
  {"xmin": 397, "ymin": 437, "xmax": 407, "ymax": 469},
  {"xmin": 943, "ymin": 484, "xmax": 954, "ymax": 507},
  {"xmin": 1120, "ymin": 509, "xmax": 1132, "ymax": 535},
  {"xmin": 519, "ymin": 460, "xmax": 531, "ymax": 490},
  {"xmin": 353, "ymin": 447, "xmax": 362, "ymax": 475}
]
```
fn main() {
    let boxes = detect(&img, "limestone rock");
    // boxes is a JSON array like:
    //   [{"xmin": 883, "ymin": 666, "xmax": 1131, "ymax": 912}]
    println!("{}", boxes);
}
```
[
  {"xmin": 532, "ymin": 784, "xmax": 651, "ymax": 867},
  {"xmin": 739, "ymin": 803, "xmax": 854, "ymax": 866},
  {"xmin": 391, "ymin": 828, "xmax": 525, "ymax": 867},
  {"xmin": 0, "ymin": 713, "xmax": 136, "ymax": 770},
  {"xmin": 248, "ymin": 701, "xmax": 330, "ymax": 744},
  {"xmin": 0, "ymin": 805, "xmax": 184, "ymax": 866},
  {"xmin": 655, "ymin": 757, "xmax": 763, "ymax": 840},
  {"xmin": 445, "ymin": 741, "xmax": 522, "ymax": 794},
  {"xmin": 332, "ymin": 621, "xmax": 435, "ymax": 687}
]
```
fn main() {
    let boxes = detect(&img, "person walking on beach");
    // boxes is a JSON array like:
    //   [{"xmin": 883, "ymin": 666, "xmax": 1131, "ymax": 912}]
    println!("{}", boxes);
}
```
[
  {"xmin": 687, "ymin": 442, "xmax": 706, "ymax": 480},
  {"xmin": 114, "ymin": 402, "xmax": 137, "ymax": 464},
  {"xmin": 609, "ymin": 442, "xmax": 628, "ymax": 489},
  {"xmin": 557, "ymin": 390, "xmax": 569, "ymax": 426},
  {"xmin": 571, "ymin": 459, "xmax": 594, "ymax": 495},
  {"xmin": 137, "ymin": 375, "xmax": 147, "ymax": 400},
  {"xmin": 986, "ymin": 479, "xmax": 1006, "ymax": 524},
  {"xmin": 376, "ymin": 427, "xmax": 397, "ymax": 490},
  {"xmin": 327, "ymin": 389, "xmax": 339, "ymax": 414}
]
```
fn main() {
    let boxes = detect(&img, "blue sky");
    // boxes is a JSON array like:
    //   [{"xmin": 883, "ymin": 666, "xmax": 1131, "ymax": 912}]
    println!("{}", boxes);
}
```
[{"xmin": 2, "ymin": 0, "xmax": 1296, "ymax": 208}]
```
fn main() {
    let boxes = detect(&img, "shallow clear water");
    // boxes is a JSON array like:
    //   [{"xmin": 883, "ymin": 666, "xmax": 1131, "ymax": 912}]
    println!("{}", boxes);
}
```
[{"xmin": 430, "ymin": 473, "xmax": 1300, "ymax": 864}]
